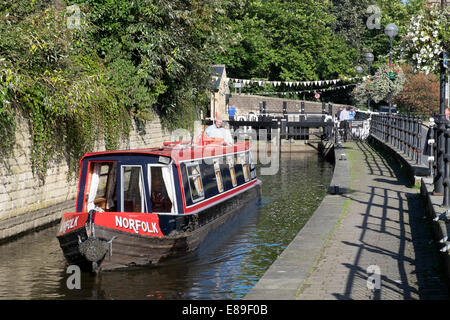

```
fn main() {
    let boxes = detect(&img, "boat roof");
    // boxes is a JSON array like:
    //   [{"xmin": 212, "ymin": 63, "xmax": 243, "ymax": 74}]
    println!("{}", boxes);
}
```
[{"xmin": 81, "ymin": 141, "xmax": 251, "ymax": 163}]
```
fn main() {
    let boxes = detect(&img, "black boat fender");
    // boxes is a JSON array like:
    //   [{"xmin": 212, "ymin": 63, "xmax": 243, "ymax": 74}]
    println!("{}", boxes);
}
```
[{"xmin": 77, "ymin": 209, "xmax": 117, "ymax": 264}]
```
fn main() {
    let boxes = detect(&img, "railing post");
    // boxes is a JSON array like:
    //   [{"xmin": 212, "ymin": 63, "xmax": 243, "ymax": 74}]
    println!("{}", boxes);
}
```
[
  {"xmin": 412, "ymin": 117, "xmax": 417, "ymax": 161},
  {"xmin": 408, "ymin": 117, "xmax": 412, "ymax": 158},
  {"xmin": 428, "ymin": 119, "xmax": 435, "ymax": 179},
  {"xmin": 434, "ymin": 115, "xmax": 445, "ymax": 195},
  {"xmin": 416, "ymin": 118, "xmax": 422, "ymax": 164},
  {"xmin": 394, "ymin": 117, "xmax": 400, "ymax": 148},
  {"xmin": 443, "ymin": 122, "xmax": 450, "ymax": 206},
  {"xmin": 400, "ymin": 115, "xmax": 405, "ymax": 153},
  {"xmin": 386, "ymin": 114, "xmax": 390, "ymax": 143},
  {"xmin": 392, "ymin": 115, "xmax": 395, "ymax": 145},
  {"xmin": 392, "ymin": 115, "xmax": 396, "ymax": 147},
  {"xmin": 434, "ymin": 118, "xmax": 439, "ymax": 180}
]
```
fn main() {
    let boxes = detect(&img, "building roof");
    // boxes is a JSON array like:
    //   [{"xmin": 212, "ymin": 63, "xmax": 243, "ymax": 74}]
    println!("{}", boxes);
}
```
[{"xmin": 211, "ymin": 64, "xmax": 226, "ymax": 91}]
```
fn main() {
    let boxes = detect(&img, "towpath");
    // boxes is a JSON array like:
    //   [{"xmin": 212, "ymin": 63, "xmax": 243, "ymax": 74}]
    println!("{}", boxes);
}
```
[{"xmin": 246, "ymin": 141, "xmax": 449, "ymax": 300}]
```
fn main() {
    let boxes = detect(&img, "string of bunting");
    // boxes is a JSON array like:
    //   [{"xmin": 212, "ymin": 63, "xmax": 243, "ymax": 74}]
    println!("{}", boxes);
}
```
[
  {"xmin": 250, "ymin": 83, "xmax": 358, "ymax": 96},
  {"xmin": 225, "ymin": 76, "xmax": 366, "ymax": 87}
]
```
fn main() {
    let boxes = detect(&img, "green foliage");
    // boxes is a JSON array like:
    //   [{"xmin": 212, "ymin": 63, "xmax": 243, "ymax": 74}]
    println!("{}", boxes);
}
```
[
  {"xmin": 214, "ymin": 0, "xmax": 356, "ymax": 82},
  {"xmin": 0, "ymin": 5, "xmax": 130, "ymax": 180},
  {"xmin": 73, "ymin": 0, "xmax": 227, "ymax": 130},
  {"xmin": 352, "ymin": 63, "xmax": 405, "ymax": 107},
  {"xmin": 0, "ymin": 0, "xmax": 228, "ymax": 180},
  {"xmin": 394, "ymin": 65, "xmax": 440, "ymax": 116},
  {"xmin": 0, "ymin": 60, "xmax": 18, "ymax": 154}
]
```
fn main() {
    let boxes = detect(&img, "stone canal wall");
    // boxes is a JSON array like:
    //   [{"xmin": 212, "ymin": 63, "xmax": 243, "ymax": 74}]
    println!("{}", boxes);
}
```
[{"xmin": 0, "ymin": 115, "xmax": 171, "ymax": 241}]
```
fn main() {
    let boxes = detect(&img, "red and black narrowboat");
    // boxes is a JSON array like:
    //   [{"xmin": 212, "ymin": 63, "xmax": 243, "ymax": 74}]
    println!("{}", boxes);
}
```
[{"xmin": 56, "ymin": 138, "xmax": 261, "ymax": 271}]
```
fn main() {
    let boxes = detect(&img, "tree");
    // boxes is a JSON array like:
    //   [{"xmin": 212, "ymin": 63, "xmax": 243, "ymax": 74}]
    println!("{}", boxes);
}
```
[
  {"xmin": 329, "ymin": 0, "xmax": 372, "ymax": 48},
  {"xmin": 213, "ymin": 0, "xmax": 356, "ymax": 82},
  {"xmin": 393, "ymin": 65, "xmax": 440, "ymax": 116}
]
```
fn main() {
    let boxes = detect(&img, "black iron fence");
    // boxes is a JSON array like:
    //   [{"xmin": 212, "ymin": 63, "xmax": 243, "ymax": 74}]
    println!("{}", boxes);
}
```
[
  {"xmin": 370, "ymin": 114, "xmax": 423, "ymax": 164},
  {"xmin": 370, "ymin": 113, "xmax": 450, "ymax": 207}
]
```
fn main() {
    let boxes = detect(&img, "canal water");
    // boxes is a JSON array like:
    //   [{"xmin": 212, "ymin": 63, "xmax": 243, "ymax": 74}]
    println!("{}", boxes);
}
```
[{"xmin": 0, "ymin": 151, "xmax": 334, "ymax": 300}]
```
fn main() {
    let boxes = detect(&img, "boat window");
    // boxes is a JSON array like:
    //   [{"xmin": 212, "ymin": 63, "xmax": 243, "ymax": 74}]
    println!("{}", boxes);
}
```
[
  {"xmin": 242, "ymin": 153, "xmax": 250, "ymax": 181},
  {"xmin": 149, "ymin": 165, "xmax": 174, "ymax": 213},
  {"xmin": 121, "ymin": 166, "xmax": 146, "ymax": 213},
  {"xmin": 242, "ymin": 162, "xmax": 250, "ymax": 182},
  {"xmin": 213, "ymin": 159, "xmax": 224, "ymax": 193},
  {"xmin": 186, "ymin": 163, "xmax": 204, "ymax": 202},
  {"xmin": 84, "ymin": 162, "xmax": 117, "ymax": 212},
  {"xmin": 227, "ymin": 156, "xmax": 237, "ymax": 187},
  {"xmin": 249, "ymin": 149, "xmax": 256, "ymax": 170}
]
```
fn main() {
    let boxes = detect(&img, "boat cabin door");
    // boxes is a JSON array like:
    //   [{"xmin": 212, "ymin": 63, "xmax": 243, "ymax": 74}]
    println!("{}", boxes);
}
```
[{"xmin": 148, "ymin": 164, "xmax": 176, "ymax": 214}]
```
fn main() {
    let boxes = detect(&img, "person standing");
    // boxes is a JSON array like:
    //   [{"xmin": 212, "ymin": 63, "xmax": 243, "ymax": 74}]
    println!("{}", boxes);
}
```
[
  {"xmin": 339, "ymin": 107, "xmax": 350, "ymax": 142},
  {"xmin": 348, "ymin": 108, "xmax": 355, "ymax": 121},
  {"xmin": 336, "ymin": 106, "xmax": 344, "ymax": 120},
  {"xmin": 228, "ymin": 105, "xmax": 237, "ymax": 121}
]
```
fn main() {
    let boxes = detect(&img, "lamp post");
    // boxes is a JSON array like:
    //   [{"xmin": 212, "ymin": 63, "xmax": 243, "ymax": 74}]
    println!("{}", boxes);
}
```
[
  {"xmin": 436, "ymin": 0, "xmax": 448, "ymax": 198},
  {"xmin": 356, "ymin": 66, "xmax": 363, "ymax": 82},
  {"xmin": 384, "ymin": 23, "xmax": 398, "ymax": 66},
  {"xmin": 385, "ymin": 23, "xmax": 398, "ymax": 116},
  {"xmin": 363, "ymin": 52, "xmax": 374, "ymax": 111}
]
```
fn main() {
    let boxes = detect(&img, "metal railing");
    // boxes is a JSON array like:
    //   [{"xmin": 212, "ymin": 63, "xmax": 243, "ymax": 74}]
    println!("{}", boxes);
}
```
[
  {"xmin": 370, "ymin": 114, "xmax": 423, "ymax": 164},
  {"xmin": 370, "ymin": 113, "xmax": 450, "ymax": 209}
]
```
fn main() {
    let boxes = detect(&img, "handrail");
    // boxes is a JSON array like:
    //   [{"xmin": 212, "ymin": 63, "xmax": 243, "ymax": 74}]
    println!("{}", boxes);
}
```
[{"xmin": 370, "ymin": 113, "xmax": 450, "ymax": 207}]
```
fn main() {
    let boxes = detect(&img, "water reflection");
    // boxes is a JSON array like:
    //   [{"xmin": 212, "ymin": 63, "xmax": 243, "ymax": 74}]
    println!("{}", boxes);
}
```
[{"xmin": 0, "ymin": 151, "xmax": 333, "ymax": 300}]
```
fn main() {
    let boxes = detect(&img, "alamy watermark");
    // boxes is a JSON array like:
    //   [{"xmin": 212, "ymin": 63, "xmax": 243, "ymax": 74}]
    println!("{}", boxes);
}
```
[
  {"xmin": 66, "ymin": 5, "xmax": 81, "ymax": 30},
  {"xmin": 366, "ymin": 5, "xmax": 382, "ymax": 30},
  {"xmin": 366, "ymin": 265, "xmax": 381, "ymax": 290},
  {"xmin": 66, "ymin": 265, "xmax": 81, "ymax": 290}
]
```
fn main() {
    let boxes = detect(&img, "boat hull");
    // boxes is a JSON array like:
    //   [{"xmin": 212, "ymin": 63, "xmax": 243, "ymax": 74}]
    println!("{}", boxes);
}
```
[{"xmin": 57, "ymin": 180, "xmax": 261, "ymax": 271}]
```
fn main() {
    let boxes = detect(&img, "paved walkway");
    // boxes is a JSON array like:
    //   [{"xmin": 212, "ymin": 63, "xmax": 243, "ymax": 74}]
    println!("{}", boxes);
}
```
[
  {"xmin": 246, "ymin": 141, "xmax": 449, "ymax": 300},
  {"xmin": 295, "ymin": 141, "xmax": 448, "ymax": 300}
]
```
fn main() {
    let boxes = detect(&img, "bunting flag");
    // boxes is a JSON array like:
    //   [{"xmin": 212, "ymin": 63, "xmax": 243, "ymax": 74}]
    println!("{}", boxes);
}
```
[
  {"xmin": 226, "ymin": 76, "xmax": 362, "ymax": 88},
  {"xmin": 250, "ymin": 83, "xmax": 358, "ymax": 96}
]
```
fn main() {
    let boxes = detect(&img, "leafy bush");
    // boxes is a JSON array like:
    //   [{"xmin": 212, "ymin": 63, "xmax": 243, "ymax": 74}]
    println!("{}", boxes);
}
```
[
  {"xmin": 0, "ymin": 0, "xmax": 227, "ymax": 180},
  {"xmin": 352, "ymin": 63, "xmax": 405, "ymax": 107},
  {"xmin": 394, "ymin": 65, "xmax": 440, "ymax": 116}
]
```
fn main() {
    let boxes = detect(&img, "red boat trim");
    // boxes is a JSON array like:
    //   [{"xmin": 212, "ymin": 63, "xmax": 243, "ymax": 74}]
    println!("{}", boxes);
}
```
[
  {"xmin": 93, "ymin": 212, "xmax": 163, "ymax": 237},
  {"xmin": 184, "ymin": 179, "xmax": 260, "ymax": 214},
  {"xmin": 57, "ymin": 212, "xmax": 89, "ymax": 237},
  {"xmin": 79, "ymin": 142, "xmax": 251, "ymax": 165}
]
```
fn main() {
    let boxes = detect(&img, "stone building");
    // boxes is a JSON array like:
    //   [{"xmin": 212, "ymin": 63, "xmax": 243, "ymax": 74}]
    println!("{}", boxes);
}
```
[
  {"xmin": 210, "ymin": 65, "xmax": 231, "ymax": 120},
  {"xmin": 427, "ymin": 0, "xmax": 448, "ymax": 6}
]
